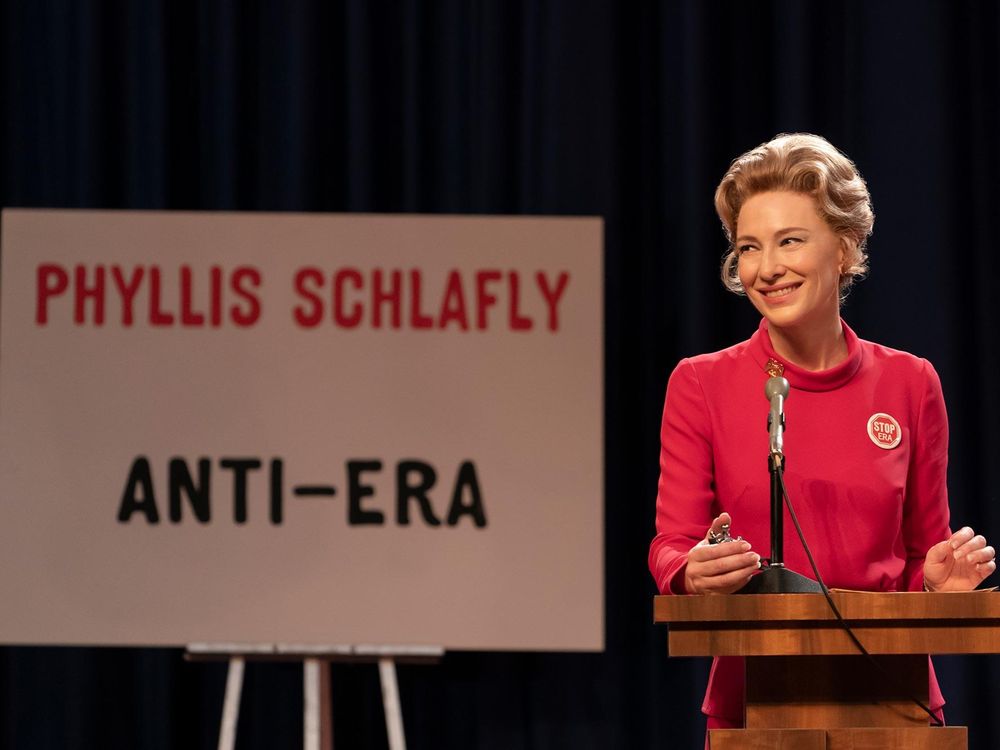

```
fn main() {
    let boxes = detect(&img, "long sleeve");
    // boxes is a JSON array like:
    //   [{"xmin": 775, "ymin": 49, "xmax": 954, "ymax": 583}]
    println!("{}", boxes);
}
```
[
  {"xmin": 648, "ymin": 359, "xmax": 718, "ymax": 594},
  {"xmin": 900, "ymin": 359, "xmax": 952, "ymax": 591}
]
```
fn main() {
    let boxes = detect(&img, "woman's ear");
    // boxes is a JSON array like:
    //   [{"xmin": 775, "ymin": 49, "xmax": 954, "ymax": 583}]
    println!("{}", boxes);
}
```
[{"xmin": 838, "ymin": 236, "xmax": 857, "ymax": 275}]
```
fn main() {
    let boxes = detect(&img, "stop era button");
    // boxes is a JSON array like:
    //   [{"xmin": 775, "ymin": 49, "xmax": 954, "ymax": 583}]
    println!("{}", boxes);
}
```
[{"xmin": 867, "ymin": 412, "xmax": 902, "ymax": 449}]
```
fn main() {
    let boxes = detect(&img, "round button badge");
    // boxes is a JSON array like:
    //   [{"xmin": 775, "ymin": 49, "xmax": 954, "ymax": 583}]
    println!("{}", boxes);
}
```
[{"xmin": 867, "ymin": 413, "xmax": 902, "ymax": 449}]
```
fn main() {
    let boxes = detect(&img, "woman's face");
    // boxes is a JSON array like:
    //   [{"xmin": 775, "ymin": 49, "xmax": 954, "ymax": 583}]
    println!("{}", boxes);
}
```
[{"xmin": 735, "ymin": 190, "xmax": 846, "ymax": 335}]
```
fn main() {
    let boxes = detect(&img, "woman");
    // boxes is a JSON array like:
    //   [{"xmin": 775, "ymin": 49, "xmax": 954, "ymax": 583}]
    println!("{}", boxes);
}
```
[{"xmin": 647, "ymin": 133, "xmax": 996, "ymax": 732}]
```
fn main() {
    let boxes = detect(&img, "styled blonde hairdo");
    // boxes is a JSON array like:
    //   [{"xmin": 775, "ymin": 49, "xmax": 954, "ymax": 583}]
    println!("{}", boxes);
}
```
[{"xmin": 715, "ymin": 133, "xmax": 873, "ymax": 297}]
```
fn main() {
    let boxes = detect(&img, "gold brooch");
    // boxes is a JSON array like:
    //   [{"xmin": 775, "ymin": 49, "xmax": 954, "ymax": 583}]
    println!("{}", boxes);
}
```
[{"xmin": 765, "ymin": 358, "xmax": 785, "ymax": 378}]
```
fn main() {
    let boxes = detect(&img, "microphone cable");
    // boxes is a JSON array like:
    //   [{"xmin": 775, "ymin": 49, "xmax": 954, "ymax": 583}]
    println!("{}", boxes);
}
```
[{"xmin": 775, "ymin": 468, "xmax": 945, "ymax": 727}]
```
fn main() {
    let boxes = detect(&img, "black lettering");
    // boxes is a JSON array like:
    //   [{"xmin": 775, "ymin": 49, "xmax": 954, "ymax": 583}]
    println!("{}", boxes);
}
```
[
  {"xmin": 220, "ymin": 458, "xmax": 262, "ymax": 524},
  {"xmin": 270, "ymin": 458, "xmax": 283, "ymax": 525},
  {"xmin": 117, "ymin": 456, "xmax": 160, "ymax": 524},
  {"xmin": 446, "ymin": 461, "xmax": 487, "ymax": 527},
  {"xmin": 396, "ymin": 460, "xmax": 441, "ymax": 526},
  {"xmin": 169, "ymin": 457, "xmax": 211, "ymax": 523},
  {"xmin": 347, "ymin": 459, "xmax": 384, "ymax": 525}
]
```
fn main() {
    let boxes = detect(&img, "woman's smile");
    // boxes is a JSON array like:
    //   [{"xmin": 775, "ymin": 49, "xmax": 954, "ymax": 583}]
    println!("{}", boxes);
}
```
[
  {"xmin": 757, "ymin": 281, "xmax": 802, "ymax": 300},
  {"xmin": 736, "ymin": 190, "xmax": 845, "ymax": 336}
]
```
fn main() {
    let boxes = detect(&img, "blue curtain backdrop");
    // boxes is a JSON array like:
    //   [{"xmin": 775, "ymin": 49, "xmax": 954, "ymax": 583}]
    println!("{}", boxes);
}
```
[{"xmin": 2, "ymin": 1, "xmax": 999, "ymax": 748}]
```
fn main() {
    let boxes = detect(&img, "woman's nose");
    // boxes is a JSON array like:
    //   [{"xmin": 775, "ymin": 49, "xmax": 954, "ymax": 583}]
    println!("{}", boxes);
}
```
[{"xmin": 758, "ymin": 246, "xmax": 786, "ymax": 281}]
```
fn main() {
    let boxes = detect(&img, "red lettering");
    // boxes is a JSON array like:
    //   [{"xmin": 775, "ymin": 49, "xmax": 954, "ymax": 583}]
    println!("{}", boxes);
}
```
[
  {"xmin": 230, "ymin": 266, "xmax": 262, "ymax": 326},
  {"xmin": 180, "ymin": 265, "xmax": 206, "ymax": 326},
  {"xmin": 148, "ymin": 266, "xmax": 174, "ymax": 326},
  {"xmin": 210, "ymin": 266, "xmax": 223, "ymax": 327},
  {"xmin": 293, "ymin": 267, "xmax": 324, "ymax": 328},
  {"xmin": 334, "ymin": 269, "xmax": 364, "ymax": 328},
  {"xmin": 438, "ymin": 270, "xmax": 468, "ymax": 330},
  {"xmin": 507, "ymin": 271, "xmax": 533, "ymax": 331},
  {"xmin": 536, "ymin": 271, "xmax": 570, "ymax": 331},
  {"xmin": 36, "ymin": 264, "xmax": 69, "ymax": 325},
  {"xmin": 110, "ymin": 266, "xmax": 144, "ymax": 326},
  {"xmin": 74, "ymin": 264, "xmax": 105, "ymax": 325},
  {"xmin": 475, "ymin": 270, "xmax": 502, "ymax": 330},
  {"xmin": 409, "ymin": 269, "xmax": 434, "ymax": 329},
  {"xmin": 372, "ymin": 269, "xmax": 401, "ymax": 329}
]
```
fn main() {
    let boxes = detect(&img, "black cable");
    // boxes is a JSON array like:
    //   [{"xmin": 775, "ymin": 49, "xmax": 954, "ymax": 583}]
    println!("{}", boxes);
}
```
[{"xmin": 775, "ymin": 467, "xmax": 945, "ymax": 727}]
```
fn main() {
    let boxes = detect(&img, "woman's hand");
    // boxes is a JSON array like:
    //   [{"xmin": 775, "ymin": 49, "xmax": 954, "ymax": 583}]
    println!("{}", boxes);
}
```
[
  {"xmin": 923, "ymin": 526, "xmax": 997, "ymax": 592},
  {"xmin": 684, "ymin": 512, "xmax": 761, "ymax": 594}
]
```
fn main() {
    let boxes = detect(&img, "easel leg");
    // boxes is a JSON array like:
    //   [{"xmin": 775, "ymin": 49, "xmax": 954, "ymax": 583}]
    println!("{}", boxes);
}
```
[
  {"xmin": 304, "ymin": 658, "xmax": 333, "ymax": 750},
  {"xmin": 320, "ymin": 661, "xmax": 332, "ymax": 750},
  {"xmin": 378, "ymin": 657, "xmax": 406, "ymax": 750},
  {"xmin": 218, "ymin": 656, "xmax": 245, "ymax": 750}
]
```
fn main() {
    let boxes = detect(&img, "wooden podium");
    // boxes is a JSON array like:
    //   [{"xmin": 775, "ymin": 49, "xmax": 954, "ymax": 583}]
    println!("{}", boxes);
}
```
[{"xmin": 654, "ymin": 591, "xmax": 1000, "ymax": 749}]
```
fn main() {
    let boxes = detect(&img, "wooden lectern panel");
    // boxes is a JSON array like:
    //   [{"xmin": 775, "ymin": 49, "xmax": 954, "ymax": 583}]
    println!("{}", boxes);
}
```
[
  {"xmin": 655, "ymin": 591, "xmax": 1000, "ymax": 657},
  {"xmin": 668, "ymin": 622, "xmax": 1000, "ymax": 656},
  {"xmin": 654, "ymin": 592, "xmax": 999, "ymax": 749},
  {"xmin": 709, "ymin": 728, "xmax": 825, "ymax": 749},
  {"xmin": 745, "ymin": 655, "xmax": 927, "ymax": 728},
  {"xmin": 709, "ymin": 727, "xmax": 967, "ymax": 750}
]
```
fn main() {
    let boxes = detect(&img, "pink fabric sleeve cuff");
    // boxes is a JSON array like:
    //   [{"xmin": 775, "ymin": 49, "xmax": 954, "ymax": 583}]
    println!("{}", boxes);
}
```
[{"xmin": 668, "ymin": 559, "xmax": 690, "ymax": 595}]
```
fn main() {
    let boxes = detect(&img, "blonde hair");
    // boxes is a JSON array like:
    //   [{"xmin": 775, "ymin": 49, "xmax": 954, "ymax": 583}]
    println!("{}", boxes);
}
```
[{"xmin": 715, "ymin": 133, "xmax": 873, "ymax": 297}]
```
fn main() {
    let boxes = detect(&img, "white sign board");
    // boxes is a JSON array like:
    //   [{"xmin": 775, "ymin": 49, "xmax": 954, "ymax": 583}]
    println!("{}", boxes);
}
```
[{"xmin": 0, "ymin": 209, "xmax": 603, "ymax": 651}]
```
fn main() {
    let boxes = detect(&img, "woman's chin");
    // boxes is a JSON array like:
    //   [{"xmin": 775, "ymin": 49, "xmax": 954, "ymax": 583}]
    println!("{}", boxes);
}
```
[{"xmin": 751, "ymin": 301, "xmax": 805, "ymax": 331}]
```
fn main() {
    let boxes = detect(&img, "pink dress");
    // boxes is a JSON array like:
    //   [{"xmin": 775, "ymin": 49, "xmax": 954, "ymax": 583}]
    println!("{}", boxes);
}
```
[{"xmin": 648, "ymin": 319, "xmax": 949, "ymax": 720}]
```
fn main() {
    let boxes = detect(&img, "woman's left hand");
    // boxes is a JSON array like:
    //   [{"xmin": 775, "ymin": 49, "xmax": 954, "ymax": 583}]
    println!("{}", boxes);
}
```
[{"xmin": 924, "ymin": 527, "xmax": 997, "ymax": 592}]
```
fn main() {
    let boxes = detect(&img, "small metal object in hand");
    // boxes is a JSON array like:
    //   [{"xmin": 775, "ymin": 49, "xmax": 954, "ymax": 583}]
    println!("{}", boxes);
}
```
[{"xmin": 707, "ymin": 523, "xmax": 742, "ymax": 545}]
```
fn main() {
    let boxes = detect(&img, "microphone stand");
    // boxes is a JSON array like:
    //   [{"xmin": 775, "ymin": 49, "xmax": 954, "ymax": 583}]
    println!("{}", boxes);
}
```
[{"xmin": 737, "ymin": 378, "xmax": 822, "ymax": 595}]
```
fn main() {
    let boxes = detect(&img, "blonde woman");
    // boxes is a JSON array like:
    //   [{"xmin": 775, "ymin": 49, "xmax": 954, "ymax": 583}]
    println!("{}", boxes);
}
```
[{"xmin": 648, "ymin": 133, "xmax": 995, "ymax": 732}]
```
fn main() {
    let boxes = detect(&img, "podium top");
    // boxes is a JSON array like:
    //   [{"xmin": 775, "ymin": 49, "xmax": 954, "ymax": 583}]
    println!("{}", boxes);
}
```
[{"xmin": 654, "ymin": 591, "xmax": 1000, "ymax": 657}]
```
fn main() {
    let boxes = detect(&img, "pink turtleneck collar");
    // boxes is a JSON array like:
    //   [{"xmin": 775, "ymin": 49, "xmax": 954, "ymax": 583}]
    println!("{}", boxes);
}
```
[{"xmin": 747, "ymin": 318, "xmax": 864, "ymax": 392}]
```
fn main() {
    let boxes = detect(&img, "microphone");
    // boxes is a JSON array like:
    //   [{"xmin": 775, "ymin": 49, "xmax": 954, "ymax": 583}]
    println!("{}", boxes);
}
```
[
  {"xmin": 740, "ymin": 373, "xmax": 824, "ymax": 593},
  {"xmin": 765, "ymin": 376, "xmax": 789, "ymax": 457}
]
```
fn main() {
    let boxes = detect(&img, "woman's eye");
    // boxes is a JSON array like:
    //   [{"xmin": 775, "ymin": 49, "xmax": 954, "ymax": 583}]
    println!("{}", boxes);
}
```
[
  {"xmin": 737, "ymin": 244, "xmax": 758, "ymax": 255},
  {"xmin": 780, "ymin": 237, "xmax": 802, "ymax": 246}
]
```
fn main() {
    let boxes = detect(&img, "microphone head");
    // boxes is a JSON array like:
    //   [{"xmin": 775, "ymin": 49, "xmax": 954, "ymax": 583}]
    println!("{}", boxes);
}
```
[{"xmin": 764, "ymin": 376, "xmax": 790, "ymax": 401}]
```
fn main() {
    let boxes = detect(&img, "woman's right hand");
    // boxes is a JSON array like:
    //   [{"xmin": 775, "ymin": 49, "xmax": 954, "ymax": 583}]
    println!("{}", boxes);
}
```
[{"xmin": 683, "ymin": 513, "xmax": 761, "ymax": 594}]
